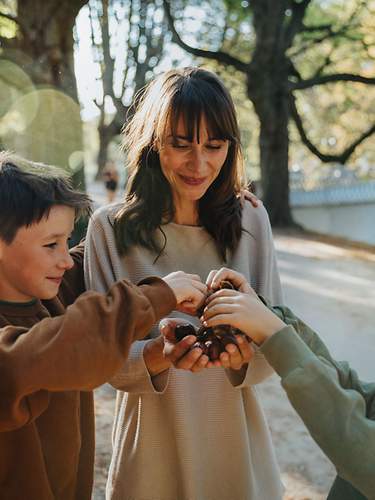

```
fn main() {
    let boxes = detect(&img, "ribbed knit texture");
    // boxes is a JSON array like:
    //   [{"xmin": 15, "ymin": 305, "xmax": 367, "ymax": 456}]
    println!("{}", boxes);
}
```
[{"xmin": 85, "ymin": 201, "xmax": 284, "ymax": 500}]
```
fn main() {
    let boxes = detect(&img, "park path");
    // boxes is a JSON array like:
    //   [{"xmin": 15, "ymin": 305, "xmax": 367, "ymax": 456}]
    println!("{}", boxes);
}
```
[{"xmin": 89, "ymin": 184, "xmax": 375, "ymax": 499}]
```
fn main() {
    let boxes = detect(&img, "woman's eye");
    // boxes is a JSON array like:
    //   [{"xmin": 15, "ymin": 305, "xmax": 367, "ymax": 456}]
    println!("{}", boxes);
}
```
[
  {"xmin": 44, "ymin": 242, "xmax": 57, "ymax": 249},
  {"xmin": 206, "ymin": 143, "xmax": 223, "ymax": 150},
  {"xmin": 173, "ymin": 142, "xmax": 188, "ymax": 149}
]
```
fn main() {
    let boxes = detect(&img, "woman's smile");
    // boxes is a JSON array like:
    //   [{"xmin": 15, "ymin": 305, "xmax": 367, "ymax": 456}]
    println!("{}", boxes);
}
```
[{"xmin": 178, "ymin": 174, "xmax": 207, "ymax": 186}]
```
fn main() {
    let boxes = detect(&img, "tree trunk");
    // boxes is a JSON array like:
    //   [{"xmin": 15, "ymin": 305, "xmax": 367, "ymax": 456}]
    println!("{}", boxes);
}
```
[
  {"xmin": 249, "ymin": 78, "xmax": 293, "ymax": 225},
  {"xmin": 16, "ymin": 0, "xmax": 85, "ymax": 100},
  {"xmin": 95, "ymin": 124, "xmax": 113, "ymax": 180},
  {"xmin": 2, "ymin": 0, "xmax": 88, "ymax": 189},
  {"xmin": 247, "ymin": 75, "xmax": 293, "ymax": 225},
  {"xmin": 246, "ymin": 1, "xmax": 294, "ymax": 226}
]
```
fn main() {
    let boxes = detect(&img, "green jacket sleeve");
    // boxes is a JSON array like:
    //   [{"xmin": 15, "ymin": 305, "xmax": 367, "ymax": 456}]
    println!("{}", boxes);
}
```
[{"xmin": 260, "ymin": 305, "xmax": 375, "ymax": 500}]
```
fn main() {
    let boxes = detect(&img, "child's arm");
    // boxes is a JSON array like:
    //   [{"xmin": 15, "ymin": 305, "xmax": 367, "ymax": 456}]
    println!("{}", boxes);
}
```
[
  {"xmin": 0, "ymin": 273, "xmax": 202, "ymax": 431},
  {"xmin": 203, "ymin": 269, "xmax": 375, "ymax": 498},
  {"xmin": 202, "ymin": 285, "xmax": 285, "ymax": 345}
]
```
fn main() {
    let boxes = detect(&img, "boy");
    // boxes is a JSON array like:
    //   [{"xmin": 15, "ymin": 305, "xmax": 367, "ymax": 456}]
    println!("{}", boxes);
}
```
[
  {"xmin": 195, "ymin": 267, "xmax": 374, "ymax": 500},
  {"xmin": 0, "ymin": 152, "xmax": 206, "ymax": 500}
]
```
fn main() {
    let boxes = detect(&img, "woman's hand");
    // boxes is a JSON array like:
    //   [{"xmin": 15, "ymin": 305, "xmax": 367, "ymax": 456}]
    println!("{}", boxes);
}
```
[
  {"xmin": 163, "ymin": 271, "xmax": 207, "ymax": 315},
  {"xmin": 143, "ymin": 335, "xmax": 172, "ymax": 377},
  {"xmin": 206, "ymin": 267, "xmax": 253, "ymax": 294},
  {"xmin": 202, "ymin": 289, "xmax": 285, "ymax": 345},
  {"xmin": 159, "ymin": 318, "xmax": 253, "ymax": 371},
  {"xmin": 159, "ymin": 318, "xmax": 211, "ymax": 373}
]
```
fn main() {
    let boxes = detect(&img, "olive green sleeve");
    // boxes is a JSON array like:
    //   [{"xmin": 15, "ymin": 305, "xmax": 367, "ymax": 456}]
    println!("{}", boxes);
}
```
[{"xmin": 258, "ymin": 305, "xmax": 375, "ymax": 499}]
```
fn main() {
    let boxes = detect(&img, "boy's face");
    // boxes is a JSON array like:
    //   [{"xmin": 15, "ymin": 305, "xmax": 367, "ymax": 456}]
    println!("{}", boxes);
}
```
[{"xmin": 0, "ymin": 205, "xmax": 75, "ymax": 302}]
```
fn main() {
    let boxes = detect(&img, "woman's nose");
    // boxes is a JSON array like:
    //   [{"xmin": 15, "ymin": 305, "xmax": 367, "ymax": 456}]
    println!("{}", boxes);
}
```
[{"xmin": 188, "ymin": 148, "xmax": 205, "ymax": 172}]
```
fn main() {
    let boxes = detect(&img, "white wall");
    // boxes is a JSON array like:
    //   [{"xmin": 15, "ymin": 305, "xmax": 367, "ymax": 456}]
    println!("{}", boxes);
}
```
[
  {"xmin": 290, "ymin": 181, "xmax": 375, "ymax": 246},
  {"xmin": 292, "ymin": 202, "xmax": 375, "ymax": 245}
]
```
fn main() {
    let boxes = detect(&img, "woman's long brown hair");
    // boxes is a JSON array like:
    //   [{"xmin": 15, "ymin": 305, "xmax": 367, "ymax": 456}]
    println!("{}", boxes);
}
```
[{"xmin": 114, "ymin": 67, "xmax": 247, "ymax": 261}]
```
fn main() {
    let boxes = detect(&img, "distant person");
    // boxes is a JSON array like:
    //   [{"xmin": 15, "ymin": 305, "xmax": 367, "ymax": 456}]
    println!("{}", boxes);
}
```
[
  {"xmin": 200, "ymin": 267, "xmax": 375, "ymax": 500},
  {"xmin": 102, "ymin": 160, "xmax": 119, "ymax": 203}
]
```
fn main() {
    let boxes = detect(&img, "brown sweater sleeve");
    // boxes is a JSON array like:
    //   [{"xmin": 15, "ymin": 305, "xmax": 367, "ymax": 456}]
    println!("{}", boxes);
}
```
[{"xmin": 0, "ymin": 277, "xmax": 176, "ymax": 431}]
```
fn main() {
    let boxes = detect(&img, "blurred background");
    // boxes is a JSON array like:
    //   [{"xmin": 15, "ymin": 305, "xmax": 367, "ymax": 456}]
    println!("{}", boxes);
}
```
[
  {"xmin": 1, "ymin": 0, "xmax": 375, "ymax": 243},
  {"xmin": 1, "ymin": 1, "xmax": 374, "ymax": 499}
]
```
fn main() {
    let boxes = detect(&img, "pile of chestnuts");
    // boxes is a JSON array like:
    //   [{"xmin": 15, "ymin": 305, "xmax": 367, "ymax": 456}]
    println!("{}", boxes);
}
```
[{"xmin": 174, "ymin": 280, "xmax": 246, "ymax": 361}]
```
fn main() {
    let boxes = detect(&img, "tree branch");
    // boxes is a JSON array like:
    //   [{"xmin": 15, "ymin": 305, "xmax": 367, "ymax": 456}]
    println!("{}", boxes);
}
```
[
  {"xmin": 163, "ymin": 0, "xmax": 249, "ymax": 73},
  {"xmin": 284, "ymin": 0, "xmax": 313, "ymax": 49},
  {"xmin": 291, "ymin": 73, "xmax": 375, "ymax": 90},
  {"xmin": 290, "ymin": 29, "xmax": 336, "ymax": 58},
  {"xmin": 100, "ymin": 0, "xmax": 115, "ymax": 97},
  {"xmin": 0, "ymin": 12, "xmax": 28, "ymax": 37},
  {"xmin": 291, "ymin": 2, "xmax": 365, "ymax": 59},
  {"xmin": 301, "ymin": 23, "xmax": 333, "ymax": 32},
  {"xmin": 289, "ymin": 95, "xmax": 375, "ymax": 164},
  {"xmin": 120, "ymin": 0, "xmax": 134, "ymax": 102},
  {"xmin": 0, "ymin": 12, "xmax": 18, "ymax": 24}
]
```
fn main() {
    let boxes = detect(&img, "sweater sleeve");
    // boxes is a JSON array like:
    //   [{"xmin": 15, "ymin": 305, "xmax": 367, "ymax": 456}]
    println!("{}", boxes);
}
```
[
  {"xmin": 260, "ymin": 317, "xmax": 375, "ymax": 499},
  {"xmin": 0, "ymin": 277, "xmax": 176, "ymax": 432},
  {"xmin": 226, "ymin": 204, "xmax": 283, "ymax": 388},
  {"xmin": 84, "ymin": 211, "xmax": 169, "ymax": 394},
  {"xmin": 108, "ymin": 340, "xmax": 172, "ymax": 394}
]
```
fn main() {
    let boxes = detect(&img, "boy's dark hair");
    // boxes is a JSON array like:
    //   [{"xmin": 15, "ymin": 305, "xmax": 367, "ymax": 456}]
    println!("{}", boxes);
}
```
[{"xmin": 0, "ymin": 151, "xmax": 92, "ymax": 244}]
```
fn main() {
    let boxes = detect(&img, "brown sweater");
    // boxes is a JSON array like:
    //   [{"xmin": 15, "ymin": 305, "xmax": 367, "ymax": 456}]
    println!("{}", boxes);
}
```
[{"xmin": 0, "ymin": 245, "xmax": 176, "ymax": 500}]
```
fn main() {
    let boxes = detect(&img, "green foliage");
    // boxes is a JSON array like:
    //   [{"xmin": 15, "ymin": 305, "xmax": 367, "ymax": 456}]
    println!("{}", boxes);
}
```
[
  {"xmin": 170, "ymin": 0, "xmax": 375, "ymax": 178},
  {"xmin": 290, "ymin": 0, "xmax": 375, "ymax": 172}
]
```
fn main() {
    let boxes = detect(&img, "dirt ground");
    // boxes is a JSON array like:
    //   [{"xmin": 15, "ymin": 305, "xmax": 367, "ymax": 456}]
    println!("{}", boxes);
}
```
[{"xmin": 92, "ymin": 230, "xmax": 375, "ymax": 499}]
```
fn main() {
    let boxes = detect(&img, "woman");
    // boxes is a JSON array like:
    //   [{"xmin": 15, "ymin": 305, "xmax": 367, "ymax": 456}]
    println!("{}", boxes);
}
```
[{"xmin": 85, "ymin": 67, "xmax": 284, "ymax": 500}]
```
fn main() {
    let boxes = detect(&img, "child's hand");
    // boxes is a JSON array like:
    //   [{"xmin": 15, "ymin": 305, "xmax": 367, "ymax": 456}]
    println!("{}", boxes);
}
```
[
  {"xmin": 159, "ymin": 318, "xmax": 212, "ymax": 372},
  {"xmin": 202, "ymin": 289, "xmax": 285, "ymax": 345},
  {"xmin": 163, "ymin": 271, "xmax": 207, "ymax": 315},
  {"xmin": 215, "ymin": 334, "xmax": 254, "ymax": 370},
  {"xmin": 206, "ymin": 267, "xmax": 253, "ymax": 294}
]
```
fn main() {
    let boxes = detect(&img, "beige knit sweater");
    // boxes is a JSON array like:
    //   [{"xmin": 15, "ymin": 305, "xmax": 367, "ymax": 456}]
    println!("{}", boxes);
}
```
[{"xmin": 84, "ymin": 201, "xmax": 284, "ymax": 500}]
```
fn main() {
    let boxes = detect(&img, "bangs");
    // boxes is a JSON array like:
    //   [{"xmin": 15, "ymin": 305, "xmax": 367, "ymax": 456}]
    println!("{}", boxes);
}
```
[{"xmin": 168, "ymin": 79, "xmax": 237, "ymax": 143}]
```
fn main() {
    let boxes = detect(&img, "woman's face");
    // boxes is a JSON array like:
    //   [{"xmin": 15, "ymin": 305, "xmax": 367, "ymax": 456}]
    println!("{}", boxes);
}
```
[{"xmin": 159, "ymin": 116, "xmax": 230, "ymax": 207}]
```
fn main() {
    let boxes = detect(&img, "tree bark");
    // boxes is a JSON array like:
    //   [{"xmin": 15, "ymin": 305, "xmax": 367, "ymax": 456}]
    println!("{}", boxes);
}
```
[
  {"xmin": 247, "ymin": 0, "xmax": 294, "ymax": 225},
  {"xmin": 2, "ymin": 0, "xmax": 88, "ymax": 189},
  {"xmin": 15, "ymin": 0, "xmax": 87, "ymax": 100},
  {"xmin": 247, "ymin": 69, "xmax": 293, "ymax": 225}
]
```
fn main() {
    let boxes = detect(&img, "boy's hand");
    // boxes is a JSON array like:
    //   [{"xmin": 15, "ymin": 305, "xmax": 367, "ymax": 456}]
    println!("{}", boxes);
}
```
[
  {"xmin": 202, "ymin": 289, "xmax": 285, "ymax": 345},
  {"xmin": 206, "ymin": 267, "xmax": 253, "ymax": 294},
  {"xmin": 159, "ymin": 318, "xmax": 211, "ymax": 373},
  {"xmin": 163, "ymin": 271, "xmax": 207, "ymax": 315}
]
